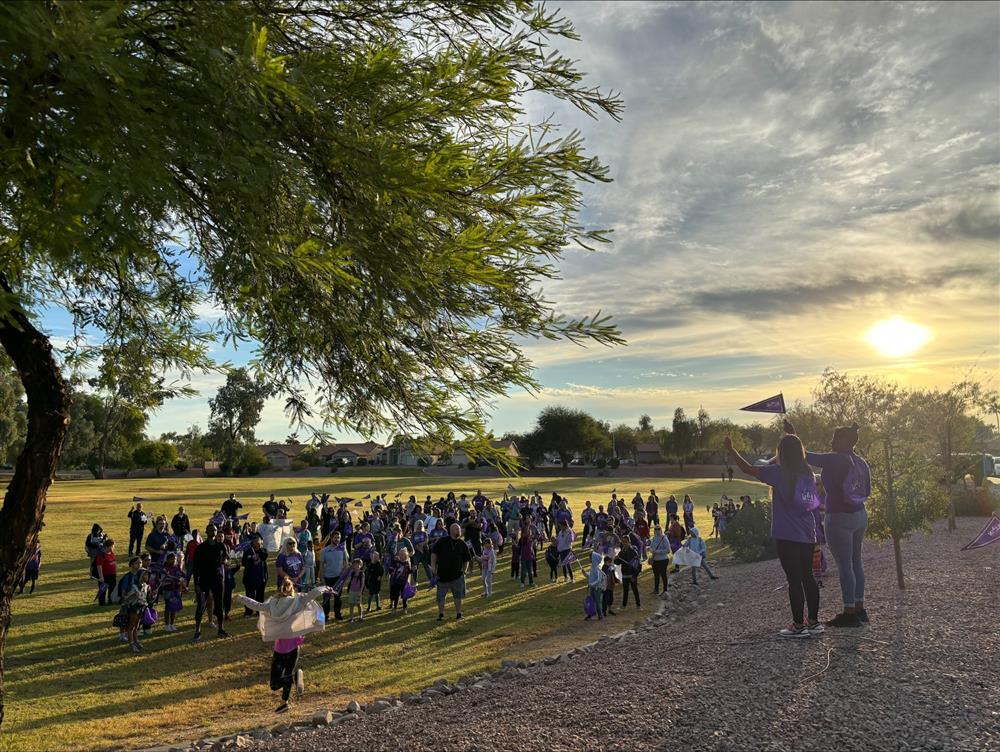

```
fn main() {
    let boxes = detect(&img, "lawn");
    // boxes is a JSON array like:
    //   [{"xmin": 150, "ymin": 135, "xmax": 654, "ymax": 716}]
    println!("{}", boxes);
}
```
[{"xmin": 4, "ymin": 471, "xmax": 762, "ymax": 752}]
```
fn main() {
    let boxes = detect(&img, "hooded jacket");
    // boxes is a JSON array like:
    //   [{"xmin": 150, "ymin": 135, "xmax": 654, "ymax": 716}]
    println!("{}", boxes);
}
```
[
  {"xmin": 239, "ymin": 586, "xmax": 328, "ymax": 642},
  {"xmin": 588, "ymin": 551, "xmax": 605, "ymax": 589}
]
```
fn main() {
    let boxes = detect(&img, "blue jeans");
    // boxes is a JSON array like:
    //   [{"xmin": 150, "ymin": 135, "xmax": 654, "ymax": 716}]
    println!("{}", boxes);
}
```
[
  {"xmin": 826, "ymin": 509, "xmax": 867, "ymax": 607},
  {"xmin": 588, "ymin": 585, "xmax": 604, "ymax": 619},
  {"xmin": 520, "ymin": 559, "xmax": 534, "ymax": 585}
]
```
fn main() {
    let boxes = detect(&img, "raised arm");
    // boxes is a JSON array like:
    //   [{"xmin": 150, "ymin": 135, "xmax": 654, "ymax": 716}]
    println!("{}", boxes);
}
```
[
  {"xmin": 236, "ymin": 593, "xmax": 267, "ymax": 612},
  {"xmin": 723, "ymin": 436, "xmax": 761, "ymax": 480}
]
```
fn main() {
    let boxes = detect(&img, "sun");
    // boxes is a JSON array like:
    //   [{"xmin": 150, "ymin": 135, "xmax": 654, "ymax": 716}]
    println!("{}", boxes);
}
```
[{"xmin": 864, "ymin": 316, "xmax": 932, "ymax": 358}]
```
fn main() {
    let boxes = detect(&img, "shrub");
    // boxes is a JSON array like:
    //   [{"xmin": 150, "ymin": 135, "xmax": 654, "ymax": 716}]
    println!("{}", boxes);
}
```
[
  {"xmin": 954, "ymin": 488, "xmax": 999, "ymax": 517},
  {"xmin": 219, "ymin": 460, "xmax": 232, "ymax": 476},
  {"xmin": 290, "ymin": 459, "xmax": 308, "ymax": 471},
  {"xmin": 329, "ymin": 465, "xmax": 338, "ymax": 474},
  {"xmin": 595, "ymin": 457, "xmax": 607, "ymax": 468},
  {"xmin": 609, "ymin": 457, "xmax": 620, "ymax": 469},
  {"xmin": 174, "ymin": 460, "xmax": 189, "ymax": 472},
  {"xmin": 467, "ymin": 460, "xmax": 477, "ymax": 470},
  {"xmin": 241, "ymin": 446, "xmax": 269, "ymax": 475},
  {"xmin": 356, "ymin": 457, "xmax": 368, "ymax": 467},
  {"xmin": 417, "ymin": 457, "xmax": 429, "ymax": 467},
  {"xmin": 720, "ymin": 502, "xmax": 776, "ymax": 562}
]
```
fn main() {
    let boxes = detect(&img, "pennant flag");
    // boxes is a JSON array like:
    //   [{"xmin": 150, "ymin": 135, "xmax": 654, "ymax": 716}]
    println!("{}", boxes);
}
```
[
  {"xmin": 611, "ymin": 488, "xmax": 616, "ymax": 494},
  {"xmin": 962, "ymin": 513, "xmax": 1000, "ymax": 551},
  {"xmin": 363, "ymin": 494, "xmax": 371, "ymax": 499},
  {"xmin": 231, "ymin": 540, "xmax": 253, "ymax": 554},
  {"xmin": 559, "ymin": 551, "xmax": 577, "ymax": 567},
  {"xmin": 237, "ymin": 513, "xmax": 249, "ymax": 520},
  {"xmin": 395, "ymin": 492, "xmax": 402, "ymax": 499},
  {"xmin": 740, "ymin": 393, "xmax": 786, "ymax": 414},
  {"xmin": 506, "ymin": 483, "xmax": 516, "ymax": 493},
  {"xmin": 132, "ymin": 496, "xmax": 146, "ymax": 502},
  {"xmin": 354, "ymin": 501, "xmax": 363, "ymax": 507}
]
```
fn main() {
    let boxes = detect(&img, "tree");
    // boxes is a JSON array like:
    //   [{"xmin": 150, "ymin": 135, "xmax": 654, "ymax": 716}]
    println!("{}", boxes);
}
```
[
  {"xmin": 132, "ymin": 440, "xmax": 178, "ymax": 477},
  {"xmin": 696, "ymin": 407, "xmax": 711, "ymax": 449},
  {"xmin": 741, "ymin": 422, "xmax": 767, "ymax": 457},
  {"xmin": 208, "ymin": 369, "xmax": 274, "ymax": 471},
  {"xmin": 0, "ymin": 1, "xmax": 623, "ymax": 724},
  {"xmin": 636, "ymin": 414, "xmax": 654, "ymax": 441},
  {"xmin": 59, "ymin": 389, "xmax": 147, "ymax": 477},
  {"xmin": 533, "ymin": 406, "xmax": 608, "ymax": 468},
  {"xmin": 914, "ymin": 382, "xmax": 983, "ymax": 532},
  {"xmin": 297, "ymin": 445, "xmax": 321, "ymax": 467},
  {"xmin": 670, "ymin": 408, "xmax": 697, "ymax": 472},
  {"xmin": 0, "ymin": 356, "xmax": 26, "ymax": 466},
  {"xmin": 611, "ymin": 423, "xmax": 637, "ymax": 462}
]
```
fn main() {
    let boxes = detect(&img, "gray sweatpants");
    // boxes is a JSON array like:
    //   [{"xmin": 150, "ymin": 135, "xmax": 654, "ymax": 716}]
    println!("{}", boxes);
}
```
[{"xmin": 825, "ymin": 509, "xmax": 867, "ymax": 607}]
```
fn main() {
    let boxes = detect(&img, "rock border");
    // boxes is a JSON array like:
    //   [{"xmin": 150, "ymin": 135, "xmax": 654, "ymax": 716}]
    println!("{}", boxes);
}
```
[{"xmin": 139, "ymin": 575, "xmax": 714, "ymax": 752}]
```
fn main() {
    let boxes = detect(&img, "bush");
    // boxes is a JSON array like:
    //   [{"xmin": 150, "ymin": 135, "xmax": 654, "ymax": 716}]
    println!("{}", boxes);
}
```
[
  {"xmin": 241, "ymin": 446, "xmax": 269, "ymax": 475},
  {"xmin": 219, "ymin": 460, "xmax": 232, "ymax": 476},
  {"xmin": 595, "ymin": 457, "xmax": 607, "ymax": 468},
  {"xmin": 609, "ymin": 457, "xmax": 620, "ymax": 469},
  {"xmin": 356, "ymin": 457, "xmax": 367, "ymax": 467},
  {"xmin": 954, "ymin": 488, "xmax": 999, "ymax": 517},
  {"xmin": 329, "ymin": 465, "xmax": 338, "ymax": 474},
  {"xmin": 417, "ymin": 457, "xmax": 429, "ymax": 467},
  {"xmin": 174, "ymin": 460, "xmax": 189, "ymax": 472},
  {"xmin": 720, "ymin": 502, "xmax": 776, "ymax": 562},
  {"xmin": 467, "ymin": 460, "xmax": 477, "ymax": 470},
  {"xmin": 290, "ymin": 459, "xmax": 308, "ymax": 471}
]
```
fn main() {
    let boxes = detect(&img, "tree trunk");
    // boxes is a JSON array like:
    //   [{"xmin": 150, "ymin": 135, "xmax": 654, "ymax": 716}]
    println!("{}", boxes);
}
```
[
  {"xmin": 945, "ymin": 427, "xmax": 956, "ymax": 533},
  {"xmin": 0, "ymin": 275, "xmax": 71, "ymax": 730},
  {"xmin": 884, "ymin": 439, "xmax": 905, "ymax": 590}
]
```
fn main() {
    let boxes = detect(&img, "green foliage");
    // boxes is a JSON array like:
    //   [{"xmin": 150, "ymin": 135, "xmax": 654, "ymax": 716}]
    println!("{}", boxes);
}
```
[
  {"xmin": 531, "ymin": 406, "xmax": 609, "ymax": 468},
  {"xmin": 239, "ymin": 445, "xmax": 268, "ymax": 475},
  {"xmin": 0, "ymin": 1, "xmax": 623, "ymax": 469},
  {"xmin": 595, "ymin": 457, "xmax": 607, "ymax": 468},
  {"xmin": 289, "ymin": 459, "xmax": 308, "ymax": 472},
  {"xmin": 720, "ymin": 502, "xmax": 776, "ymax": 562},
  {"xmin": 467, "ymin": 460, "xmax": 477, "ymax": 470},
  {"xmin": 60, "ymin": 388, "xmax": 146, "ymax": 477},
  {"xmin": 131, "ymin": 440, "xmax": 178, "ymax": 477},
  {"xmin": 174, "ymin": 460, "xmax": 189, "ymax": 472},
  {"xmin": 0, "ymin": 355, "xmax": 26, "ymax": 465},
  {"xmin": 355, "ymin": 457, "xmax": 368, "ymax": 467},
  {"xmin": 417, "ymin": 457, "xmax": 429, "ymax": 467},
  {"xmin": 297, "ymin": 445, "xmax": 321, "ymax": 467},
  {"xmin": 670, "ymin": 408, "xmax": 696, "ymax": 470},
  {"xmin": 608, "ymin": 457, "xmax": 620, "ymax": 469},
  {"xmin": 208, "ymin": 369, "xmax": 273, "ymax": 468}
]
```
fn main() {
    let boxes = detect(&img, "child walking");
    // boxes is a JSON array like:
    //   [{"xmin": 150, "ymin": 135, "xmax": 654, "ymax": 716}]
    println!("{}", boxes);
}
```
[
  {"xmin": 685, "ymin": 528, "xmax": 719, "ymax": 583},
  {"xmin": 480, "ymin": 538, "xmax": 496, "ymax": 598},
  {"xmin": 19, "ymin": 544, "xmax": 41, "ymax": 595},
  {"xmin": 365, "ymin": 552, "xmax": 384, "ymax": 612},
  {"xmin": 122, "ymin": 568, "xmax": 151, "ymax": 653},
  {"xmin": 237, "ymin": 579, "xmax": 332, "ymax": 714}
]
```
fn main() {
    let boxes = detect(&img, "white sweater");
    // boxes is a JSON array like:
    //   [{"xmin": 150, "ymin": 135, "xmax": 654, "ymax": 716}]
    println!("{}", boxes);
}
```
[{"xmin": 238, "ymin": 587, "xmax": 328, "ymax": 642}]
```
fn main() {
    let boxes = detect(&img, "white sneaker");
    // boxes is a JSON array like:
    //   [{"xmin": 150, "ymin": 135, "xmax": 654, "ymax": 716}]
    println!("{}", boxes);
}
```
[
  {"xmin": 118, "ymin": 632, "xmax": 129, "ymax": 642},
  {"xmin": 779, "ymin": 624, "xmax": 811, "ymax": 638},
  {"xmin": 295, "ymin": 668, "xmax": 304, "ymax": 697}
]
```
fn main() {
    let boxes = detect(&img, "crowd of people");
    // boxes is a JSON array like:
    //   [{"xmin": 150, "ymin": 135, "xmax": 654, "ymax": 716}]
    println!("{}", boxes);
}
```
[
  {"xmin": 73, "ymin": 488, "xmax": 725, "ymax": 657},
  {"xmin": 24, "ymin": 418, "xmax": 871, "ymax": 711}
]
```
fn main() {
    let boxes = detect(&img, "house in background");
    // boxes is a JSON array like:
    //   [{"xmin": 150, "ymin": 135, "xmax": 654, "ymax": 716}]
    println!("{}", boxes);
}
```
[
  {"xmin": 636, "ymin": 442, "xmax": 662, "ymax": 464},
  {"xmin": 379, "ymin": 439, "xmax": 445, "ymax": 466},
  {"xmin": 318, "ymin": 441, "xmax": 383, "ymax": 465},
  {"xmin": 257, "ymin": 444, "xmax": 302, "ymax": 469},
  {"xmin": 450, "ymin": 439, "xmax": 519, "ymax": 466}
]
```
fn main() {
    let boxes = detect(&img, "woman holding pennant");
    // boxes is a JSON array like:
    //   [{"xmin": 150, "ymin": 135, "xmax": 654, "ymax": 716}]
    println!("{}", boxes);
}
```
[{"xmin": 724, "ymin": 432, "xmax": 822, "ymax": 638}]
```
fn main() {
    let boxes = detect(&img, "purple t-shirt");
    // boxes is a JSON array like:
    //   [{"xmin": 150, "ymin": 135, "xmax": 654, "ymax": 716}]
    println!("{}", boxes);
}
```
[
  {"xmin": 807, "ymin": 451, "xmax": 870, "ymax": 514},
  {"xmin": 758, "ymin": 464, "xmax": 817, "ymax": 545},
  {"xmin": 276, "ymin": 552, "xmax": 304, "ymax": 580}
]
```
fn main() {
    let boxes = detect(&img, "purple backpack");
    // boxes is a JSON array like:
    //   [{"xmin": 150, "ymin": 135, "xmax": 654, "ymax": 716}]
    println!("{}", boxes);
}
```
[
  {"xmin": 843, "ymin": 456, "xmax": 870, "ymax": 511},
  {"xmin": 583, "ymin": 593, "xmax": 597, "ymax": 618}
]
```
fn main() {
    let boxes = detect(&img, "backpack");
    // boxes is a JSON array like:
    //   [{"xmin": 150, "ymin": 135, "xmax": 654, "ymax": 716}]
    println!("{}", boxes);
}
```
[{"xmin": 843, "ymin": 456, "xmax": 870, "ymax": 511}]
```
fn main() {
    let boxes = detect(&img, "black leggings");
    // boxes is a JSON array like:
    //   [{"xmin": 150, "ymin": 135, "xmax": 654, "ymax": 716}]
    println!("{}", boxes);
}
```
[
  {"xmin": 776, "ymin": 539, "xmax": 819, "ymax": 625},
  {"xmin": 194, "ymin": 578, "xmax": 224, "ymax": 629},
  {"xmin": 652, "ymin": 559, "xmax": 668, "ymax": 592},
  {"xmin": 389, "ymin": 580, "xmax": 408, "ymax": 609},
  {"xmin": 270, "ymin": 648, "xmax": 298, "ymax": 702},
  {"xmin": 621, "ymin": 576, "xmax": 640, "ymax": 608}
]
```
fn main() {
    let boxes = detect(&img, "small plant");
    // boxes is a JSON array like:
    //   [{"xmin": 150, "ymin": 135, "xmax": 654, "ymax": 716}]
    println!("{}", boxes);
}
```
[
  {"xmin": 720, "ymin": 501, "xmax": 776, "ymax": 562},
  {"xmin": 174, "ymin": 460, "xmax": 189, "ymax": 472},
  {"xmin": 290, "ymin": 459, "xmax": 308, "ymax": 471},
  {"xmin": 595, "ymin": 457, "xmax": 607, "ymax": 468},
  {"xmin": 467, "ymin": 460, "xmax": 477, "ymax": 470},
  {"xmin": 609, "ymin": 457, "xmax": 620, "ymax": 469}
]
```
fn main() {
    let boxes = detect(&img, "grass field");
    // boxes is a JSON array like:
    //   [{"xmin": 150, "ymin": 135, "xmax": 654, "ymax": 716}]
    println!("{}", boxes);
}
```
[{"xmin": 5, "ymin": 470, "xmax": 762, "ymax": 752}]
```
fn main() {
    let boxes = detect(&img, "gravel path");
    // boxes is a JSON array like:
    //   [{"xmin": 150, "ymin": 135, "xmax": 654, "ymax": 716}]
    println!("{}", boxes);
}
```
[{"xmin": 250, "ymin": 518, "xmax": 999, "ymax": 752}]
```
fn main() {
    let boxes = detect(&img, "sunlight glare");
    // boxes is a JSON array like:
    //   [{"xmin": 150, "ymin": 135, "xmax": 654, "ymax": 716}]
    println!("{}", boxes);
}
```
[{"xmin": 864, "ymin": 316, "xmax": 932, "ymax": 358}]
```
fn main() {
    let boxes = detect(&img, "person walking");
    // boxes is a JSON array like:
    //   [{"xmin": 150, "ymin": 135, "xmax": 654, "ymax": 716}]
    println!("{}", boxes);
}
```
[
  {"xmin": 127, "ymin": 503, "xmax": 148, "ymax": 556},
  {"xmin": 649, "ymin": 525, "xmax": 671, "ymax": 594},
  {"xmin": 192, "ymin": 523, "xmax": 229, "ymax": 642},
  {"xmin": 241, "ymin": 534, "xmax": 269, "ymax": 616}
]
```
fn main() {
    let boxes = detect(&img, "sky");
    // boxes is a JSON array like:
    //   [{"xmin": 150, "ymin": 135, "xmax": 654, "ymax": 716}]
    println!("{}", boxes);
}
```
[{"xmin": 43, "ymin": 1, "xmax": 1000, "ymax": 442}]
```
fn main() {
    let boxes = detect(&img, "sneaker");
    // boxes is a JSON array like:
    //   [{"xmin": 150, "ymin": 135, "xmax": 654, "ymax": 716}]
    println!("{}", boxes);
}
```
[
  {"xmin": 119, "ymin": 632, "xmax": 129, "ymax": 642},
  {"xmin": 217, "ymin": 628, "xmax": 230, "ymax": 638},
  {"xmin": 857, "ymin": 609, "xmax": 869, "ymax": 624},
  {"xmin": 806, "ymin": 621, "xmax": 826, "ymax": 635},
  {"xmin": 295, "ymin": 669, "xmax": 304, "ymax": 697},
  {"xmin": 779, "ymin": 624, "xmax": 811, "ymax": 638},
  {"xmin": 130, "ymin": 642, "xmax": 141, "ymax": 653},
  {"xmin": 826, "ymin": 612, "xmax": 862, "ymax": 628},
  {"xmin": 455, "ymin": 612, "xmax": 463, "ymax": 620},
  {"xmin": 275, "ymin": 703, "xmax": 289, "ymax": 714},
  {"xmin": 192, "ymin": 631, "xmax": 202, "ymax": 643},
  {"xmin": 437, "ymin": 613, "xmax": 444, "ymax": 621}
]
